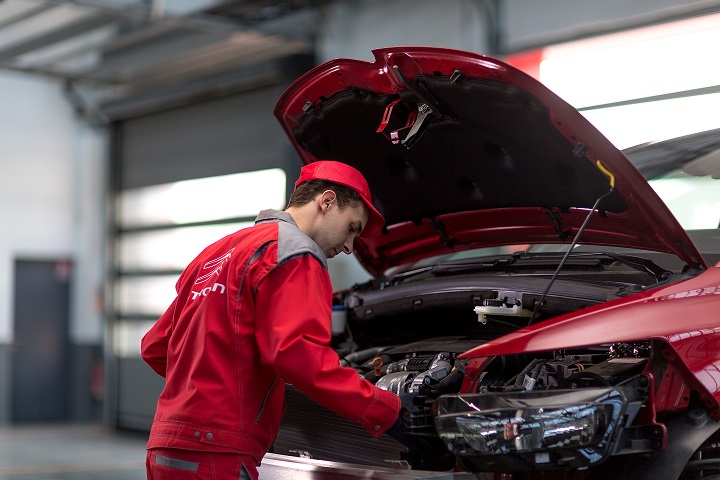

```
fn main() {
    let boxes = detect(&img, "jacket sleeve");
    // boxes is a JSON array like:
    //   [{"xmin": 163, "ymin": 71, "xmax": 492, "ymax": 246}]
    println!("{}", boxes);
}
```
[
  {"xmin": 254, "ymin": 255, "xmax": 400, "ymax": 437},
  {"xmin": 140, "ymin": 297, "xmax": 177, "ymax": 378}
]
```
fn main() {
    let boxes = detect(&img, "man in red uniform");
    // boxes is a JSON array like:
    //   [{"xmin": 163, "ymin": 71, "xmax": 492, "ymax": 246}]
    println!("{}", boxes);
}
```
[{"xmin": 141, "ymin": 161, "xmax": 402, "ymax": 480}]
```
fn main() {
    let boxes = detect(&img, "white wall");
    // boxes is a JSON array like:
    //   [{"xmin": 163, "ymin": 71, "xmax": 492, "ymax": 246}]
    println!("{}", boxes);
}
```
[
  {"xmin": 0, "ymin": 70, "xmax": 107, "ymax": 344},
  {"xmin": 318, "ymin": 0, "xmax": 715, "ymax": 61},
  {"xmin": 503, "ymin": 0, "xmax": 719, "ymax": 51},
  {"xmin": 318, "ymin": 0, "xmax": 489, "ymax": 63}
]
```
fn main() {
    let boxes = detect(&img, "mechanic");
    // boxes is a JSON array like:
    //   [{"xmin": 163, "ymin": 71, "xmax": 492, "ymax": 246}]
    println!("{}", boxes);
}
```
[{"xmin": 141, "ymin": 161, "xmax": 419, "ymax": 480}]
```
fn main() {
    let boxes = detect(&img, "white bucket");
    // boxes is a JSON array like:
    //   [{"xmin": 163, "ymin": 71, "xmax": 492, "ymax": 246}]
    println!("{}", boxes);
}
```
[{"xmin": 331, "ymin": 305, "xmax": 347, "ymax": 335}]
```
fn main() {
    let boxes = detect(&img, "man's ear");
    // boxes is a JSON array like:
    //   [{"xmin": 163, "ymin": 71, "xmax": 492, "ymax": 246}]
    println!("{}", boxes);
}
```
[{"xmin": 320, "ymin": 190, "xmax": 337, "ymax": 212}]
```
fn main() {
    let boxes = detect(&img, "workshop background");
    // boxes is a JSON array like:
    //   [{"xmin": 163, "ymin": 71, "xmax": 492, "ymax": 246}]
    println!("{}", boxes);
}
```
[{"xmin": 1, "ymin": 0, "xmax": 719, "ymax": 431}]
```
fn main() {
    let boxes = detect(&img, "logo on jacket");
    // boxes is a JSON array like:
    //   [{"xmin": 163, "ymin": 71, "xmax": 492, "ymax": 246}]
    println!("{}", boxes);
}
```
[{"xmin": 191, "ymin": 248, "xmax": 234, "ymax": 300}]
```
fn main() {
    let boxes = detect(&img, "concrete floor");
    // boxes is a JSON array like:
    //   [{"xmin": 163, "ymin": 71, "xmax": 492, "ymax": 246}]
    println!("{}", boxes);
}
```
[
  {"xmin": 0, "ymin": 423, "xmax": 147, "ymax": 480},
  {"xmin": 0, "ymin": 424, "xmax": 470, "ymax": 480}
]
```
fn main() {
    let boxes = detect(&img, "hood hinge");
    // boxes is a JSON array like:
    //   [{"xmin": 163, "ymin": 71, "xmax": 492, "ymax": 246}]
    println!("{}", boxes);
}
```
[
  {"xmin": 543, "ymin": 209, "xmax": 570, "ymax": 242},
  {"xmin": 429, "ymin": 218, "xmax": 455, "ymax": 248}
]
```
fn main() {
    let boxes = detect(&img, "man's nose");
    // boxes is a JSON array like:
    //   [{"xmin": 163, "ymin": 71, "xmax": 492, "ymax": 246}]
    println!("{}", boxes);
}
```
[{"xmin": 342, "ymin": 237, "xmax": 354, "ymax": 254}]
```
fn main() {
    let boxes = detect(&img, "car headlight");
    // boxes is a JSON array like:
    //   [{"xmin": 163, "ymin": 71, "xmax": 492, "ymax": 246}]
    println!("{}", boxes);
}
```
[{"xmin": 434, "ymin": 388, "xmax": 625, "ymax": 457}]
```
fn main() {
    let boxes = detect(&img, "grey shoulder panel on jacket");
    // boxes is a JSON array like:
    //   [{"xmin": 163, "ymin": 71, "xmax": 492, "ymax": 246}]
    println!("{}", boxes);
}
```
[{"xmin": 277, "ymin": 221, "xmax": 328, "ymax": 270}]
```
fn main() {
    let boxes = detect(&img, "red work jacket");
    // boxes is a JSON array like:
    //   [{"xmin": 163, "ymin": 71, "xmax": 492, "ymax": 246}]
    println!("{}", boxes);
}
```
[{"xmin": 141, "ymin": 210, "xmax": 400, "ymax": 464}]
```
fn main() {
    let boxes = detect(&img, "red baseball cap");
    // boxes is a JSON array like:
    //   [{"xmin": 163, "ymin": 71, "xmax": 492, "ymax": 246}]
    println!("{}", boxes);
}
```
[{"xmin": 294, "ymin": 160, "xmax": 385, "ymax": 237}]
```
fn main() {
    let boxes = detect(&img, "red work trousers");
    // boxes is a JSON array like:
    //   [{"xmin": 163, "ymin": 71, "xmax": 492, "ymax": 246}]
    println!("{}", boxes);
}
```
[{"xmin": 146, "ymin": 448, "xmax": 258, "ymax": 480}]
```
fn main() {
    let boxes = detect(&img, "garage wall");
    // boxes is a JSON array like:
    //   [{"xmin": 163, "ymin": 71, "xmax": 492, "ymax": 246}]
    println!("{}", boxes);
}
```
[
  {"xmin": 318, "ymin": 0, "xmax": 489, "ymax": 62},
  {"xmin": 0, "ymin": 71, "xmax": 107, "ymax": 423},
  {"xmin": 320, "ymin": 0, "xmax": 720, "ymax": 60},
  {"xmin": 502, "ymin": 0, "xmax": 720, "ymax": 52}
]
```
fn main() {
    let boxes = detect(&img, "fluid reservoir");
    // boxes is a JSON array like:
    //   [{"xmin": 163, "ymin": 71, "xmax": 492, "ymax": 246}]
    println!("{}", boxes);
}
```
[{"xmin": 474, "ymin": 299, "xmax": 532, "ymax": 324}]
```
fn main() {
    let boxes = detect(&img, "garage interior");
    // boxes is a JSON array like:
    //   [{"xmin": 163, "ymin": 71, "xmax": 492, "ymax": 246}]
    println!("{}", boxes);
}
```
[{"xmin": 1, "ymin": 0, "xmax": 720, "ymax": 478}]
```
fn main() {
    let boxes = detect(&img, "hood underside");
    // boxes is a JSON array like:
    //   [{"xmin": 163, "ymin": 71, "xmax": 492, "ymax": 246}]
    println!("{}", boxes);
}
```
[{"xmin": 274, "ymin": 47, "xmax": 704, "ymax": 275}]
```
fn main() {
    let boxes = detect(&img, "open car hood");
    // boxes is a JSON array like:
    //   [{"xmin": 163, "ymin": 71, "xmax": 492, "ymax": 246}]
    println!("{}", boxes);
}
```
[{"xmin": 274, "ymin": 47, "xmax": 704, "ymax": 276}]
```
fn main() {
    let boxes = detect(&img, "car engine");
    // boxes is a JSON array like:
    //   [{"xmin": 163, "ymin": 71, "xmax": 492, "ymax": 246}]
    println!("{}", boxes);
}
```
[{"xmin": 354, "ymin": 340, "xmax": 649, "ymax": 397}]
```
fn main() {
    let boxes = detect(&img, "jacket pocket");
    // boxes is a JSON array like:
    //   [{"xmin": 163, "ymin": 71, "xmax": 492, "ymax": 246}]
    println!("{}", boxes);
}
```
[
  {"xmin": 154, "ymin": 453, "xmax": 199, "ymax": 472},
  {"xmin": 240, "ymin": 462, "xmax": 254, "ymax": 480},
  {"xmin": 254, "ymin": 376, "xmax": 278, "ymax": 423}
]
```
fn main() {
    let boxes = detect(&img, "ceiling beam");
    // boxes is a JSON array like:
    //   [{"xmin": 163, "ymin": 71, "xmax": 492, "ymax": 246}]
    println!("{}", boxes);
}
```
[
  {"xmin": 120, "ymin": 32, "xmax": 310, "ymax": 95},
  {"xmin": 0, "ymin": 12, "xmax": 120, "ymax": 61},
  {"xmin": 0, "ymin": 3, "xmax": 58, "ymax": 30}
]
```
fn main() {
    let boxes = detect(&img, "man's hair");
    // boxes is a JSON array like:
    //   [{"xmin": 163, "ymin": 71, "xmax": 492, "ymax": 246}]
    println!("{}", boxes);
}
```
[{"xmin": 287, "ymin": 179, "xmax": 362, "ymax": 209}]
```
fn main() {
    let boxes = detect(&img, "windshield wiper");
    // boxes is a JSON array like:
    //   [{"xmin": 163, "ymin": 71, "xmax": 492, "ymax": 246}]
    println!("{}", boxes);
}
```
[
  {"xmin": 576, "ymin": 251, "xmax": 673, "ymax": 283},
  {"xmin": 391, "ymin": 253, "xmax": 602, "ymax": 282},
  {"xmin": 430, "ymin": 253, "xmax": 603, "ymax": 274},
  {"xmin": 391, "ymin": 251, "xmax": 671, "ymax": 284}
]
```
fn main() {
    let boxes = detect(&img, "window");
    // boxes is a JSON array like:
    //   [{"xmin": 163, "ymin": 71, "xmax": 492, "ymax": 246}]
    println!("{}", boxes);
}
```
[
  {"xmin": 113, "ymin": 168, "xmax": 287, "ymax": 357},
  {"xmin": 506, "ymin": 13, "xmax": 720, "ymax": 149}
]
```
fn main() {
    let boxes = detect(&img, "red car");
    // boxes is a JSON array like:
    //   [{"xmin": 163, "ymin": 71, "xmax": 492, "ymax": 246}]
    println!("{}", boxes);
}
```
[{"xmin": 274, "ymin": 46, "xmax": 720, "ymax": 479}]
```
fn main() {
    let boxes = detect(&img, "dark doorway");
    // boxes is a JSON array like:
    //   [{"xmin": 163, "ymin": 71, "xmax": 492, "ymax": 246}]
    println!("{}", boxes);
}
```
[{"xmin": 12, "ymin": 259, "xmax": 72, "ymax": 423}]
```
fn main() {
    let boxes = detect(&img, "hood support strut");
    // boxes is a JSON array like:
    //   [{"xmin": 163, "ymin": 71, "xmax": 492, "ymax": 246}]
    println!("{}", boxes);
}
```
[{"xmin": 529, "ymin": 187, "xmax": 616, "ymax": 326}]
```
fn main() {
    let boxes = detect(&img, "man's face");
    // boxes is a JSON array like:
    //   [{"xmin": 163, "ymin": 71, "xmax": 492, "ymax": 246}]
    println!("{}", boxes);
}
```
[{"xmin": 314, "ymin": 199, "xmax": 369, "ymax": 259}]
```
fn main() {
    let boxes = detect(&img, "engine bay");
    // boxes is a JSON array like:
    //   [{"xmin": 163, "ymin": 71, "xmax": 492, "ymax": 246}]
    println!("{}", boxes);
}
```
[
  {"xmin": 346, "ymin": 338, "xmax": 650, "ymax": 397},
  {"xmin": 275, "ymin": 255, "xmax": 698, "ymax": 470}
]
